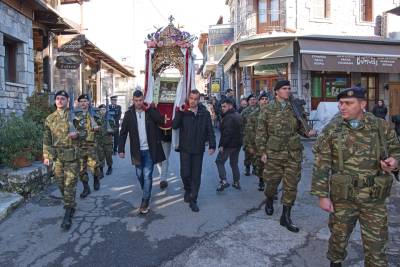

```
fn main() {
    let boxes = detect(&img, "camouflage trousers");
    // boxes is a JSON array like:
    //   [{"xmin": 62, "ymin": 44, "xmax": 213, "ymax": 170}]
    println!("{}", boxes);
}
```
[
  {"xmin": 79, "ymin": 144, "xmax": 101, "ymax": 182},
  {"xmin": 263, "ymin": 158, "xmax": 301, "ymax": 206},
  {"xmin": 53, "ymin": 159, "xmax": 79, "ymax": 208},
  {"xmin": 97, "ymin": 141, "xmax": 113, "ymax": 168},
  {"xmin": 328, "ymin": 200, "xmax": 388, "ymax": 267},
  {"xmin": 244, "ymin": 150, "xmax": 252, "ymax": 168},
  {"xmin": 251, "ymin": 154, "xmax": 264, "ymax": 177}
]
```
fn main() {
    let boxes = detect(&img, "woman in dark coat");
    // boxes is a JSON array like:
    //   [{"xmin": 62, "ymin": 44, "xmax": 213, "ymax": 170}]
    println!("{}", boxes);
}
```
[{"xmin": 372, "ymin": 100, "xmax": 388, "ymax": 120}]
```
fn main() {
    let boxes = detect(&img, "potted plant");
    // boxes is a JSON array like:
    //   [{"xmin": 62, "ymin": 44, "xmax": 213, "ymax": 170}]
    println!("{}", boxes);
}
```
[{"xmin": 0, "ymin": 114, "xmax": 42, "ymax": 169}]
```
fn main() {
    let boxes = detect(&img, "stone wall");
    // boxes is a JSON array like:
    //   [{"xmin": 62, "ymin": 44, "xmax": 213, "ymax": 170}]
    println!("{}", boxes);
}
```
[{"xmin": 0, "ymin": 1, "xmax": 34, "ymax": 117}]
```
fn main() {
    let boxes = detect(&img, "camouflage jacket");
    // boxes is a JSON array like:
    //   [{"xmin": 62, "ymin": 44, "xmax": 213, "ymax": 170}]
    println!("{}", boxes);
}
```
[
  {"xmin": 311, "ymin": 112, "xmax": 400, "ymax": 198},
  {"xmin": 255, "ymin": 100, "xmax": 307, "ymax": 161},
  {"xmin": 96, "ymin": 113, "xmax": 115, "ymax": 145},
  {"xmin": 241, "ymin": 105, "xmax": 257, "ymax": 127},
  {"xmin": 243, "ymin": 106, "xmax": 266, "ymax": 151},
  {"xmin": 43, "ymin": 109, "xmax": 78, "ymax": 160},
  {"xmin": 74, "ymin": 111, "xmax": 101, "ymax": 145}
]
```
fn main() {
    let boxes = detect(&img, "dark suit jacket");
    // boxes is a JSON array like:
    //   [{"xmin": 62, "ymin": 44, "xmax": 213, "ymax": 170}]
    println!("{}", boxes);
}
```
[{"xmin": 118, "ymin": 107, "xmax": 165, "ymax": 166}]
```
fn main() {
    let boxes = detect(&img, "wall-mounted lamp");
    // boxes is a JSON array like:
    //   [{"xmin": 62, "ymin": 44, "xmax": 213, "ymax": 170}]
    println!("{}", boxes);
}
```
[
  {"xmin": 303, "ymin": 82, "xmax": 310, "ymax": 90},
  {"xmin": 384, "ymin": 83, "xmax": 389, "ymax": 90}
]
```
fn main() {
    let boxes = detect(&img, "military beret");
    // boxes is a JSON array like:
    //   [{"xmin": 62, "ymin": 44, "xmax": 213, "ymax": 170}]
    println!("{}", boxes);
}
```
[
  {"xmin": 258, "ymin": 91, "xmax": 268, "ymax": 100},
  {"xmin": 110, "ymin": 95, "xmax": 118, "ymax": 99},
  {"xmin": 337, "ymin": 87, "xmax": 366, "ymax": 101},
  {"xmin": 54, "ymin": 90, "xmax": 69, "ymax": 99},
  {"xmin": 274, "ymin": 80, "xmax": 290, "ymax": 91},
  {"xmin": 247, "ymin": 94, "xmax": 256, "ymax": 102},
  {"xmin": 98, "ymin": 104, "xmax": 106, "ymax": 109},
  {"xmin": 78, "ymin": 94, "xmax": 89, "ymax": 101}
]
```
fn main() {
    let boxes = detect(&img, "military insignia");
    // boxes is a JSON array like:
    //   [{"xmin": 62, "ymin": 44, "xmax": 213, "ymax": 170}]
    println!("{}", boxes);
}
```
[{"xmin": 347, "ymin": 90, "xmax": 354, "ymax": 96}]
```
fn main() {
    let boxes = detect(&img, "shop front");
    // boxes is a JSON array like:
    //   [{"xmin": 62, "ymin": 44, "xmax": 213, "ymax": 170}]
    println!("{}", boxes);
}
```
[
  {"xmin": 300, "ymin": 38, "xmax": 400, "ymax": 110},
  {"xmin": 239, "ymin": 40, "xmax": 293, "ymax": 96}
]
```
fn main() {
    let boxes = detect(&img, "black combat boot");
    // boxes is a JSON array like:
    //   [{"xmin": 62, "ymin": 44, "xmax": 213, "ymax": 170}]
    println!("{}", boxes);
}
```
[
  {"xmin": 106, "ymin": 166, "xmax": 113, "ymax": 175},
  {"xmin": 280, "ymin": 205, "xmax": 299, "ymax": 233},
  {"xmin": 265, "ymin": 197, "xmax": 274, "ymax": 215},
  {"xmin": 330, "ymin": 262, "xmax": 342, "ymax": 267},
  {"xmin": 61, "ymin": 208, "xmax": 73, "ymax": 230},
  {"xmin": 245, "ymin": 165, "xmax": 251, "ymax": 176},
  {"xmin": 93, "ymin": 176, "xmax": 100, "ymax": 191},
  {"xmin": 99, "ymin": 167, "xmax": 104, "ymax": 179},
  {"xmin": 80, "ymin": 181, "xmax": 91, "ymax": 198}
]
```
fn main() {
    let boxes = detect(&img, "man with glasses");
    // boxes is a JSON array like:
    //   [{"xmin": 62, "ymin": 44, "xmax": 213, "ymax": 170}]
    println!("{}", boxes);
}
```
[{"xmin": 256, "ymin": 80, "xmax": 315, "ymax": 233}]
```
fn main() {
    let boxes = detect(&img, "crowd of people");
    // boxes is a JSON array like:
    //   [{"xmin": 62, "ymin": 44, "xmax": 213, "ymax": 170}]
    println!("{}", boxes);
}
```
[{"xmin": 43, "ymin": 81, "xmax": 400, "ymax": 267}]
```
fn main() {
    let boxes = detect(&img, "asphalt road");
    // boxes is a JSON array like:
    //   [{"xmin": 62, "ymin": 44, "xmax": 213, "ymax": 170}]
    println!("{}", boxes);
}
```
[
  {"xmin": 1, "ymin": 134, "xmax": 399, "ymax": 267},
  {"xmin": 0, "ymin": 132, "xmax": 266, "ymax": 266}
]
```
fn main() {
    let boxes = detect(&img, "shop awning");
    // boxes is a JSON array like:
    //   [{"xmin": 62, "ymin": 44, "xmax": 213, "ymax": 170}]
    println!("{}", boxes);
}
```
[
  {"xmin": 224, "ymin": 52, "xmax": 237, "ymax": 72},
  {"xmin": 299, "ymin": 39, "xmax": 400, "ymax": 73},
  {"xmin": 239, "ymin": 41, "xmax": 293, "ymax": 67}
]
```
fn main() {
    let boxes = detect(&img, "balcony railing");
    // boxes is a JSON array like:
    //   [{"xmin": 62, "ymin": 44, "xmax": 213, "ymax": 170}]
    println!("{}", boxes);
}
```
[{"xmin": 237, "ymin": 9, "xmax": 285, "ymax": 39}]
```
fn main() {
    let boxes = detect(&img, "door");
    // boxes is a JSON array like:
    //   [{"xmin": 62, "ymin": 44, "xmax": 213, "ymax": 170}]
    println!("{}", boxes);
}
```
[
  {"xmin": 389, "ymin": 82, "xmax": 400, "ymax": 116},
  {"xmin": 253, "ymin": 76, "xmax": 279, "ymax": 95},
  {"xmin": 360, "ymin": 74, "xmax": 378, "ymax": 111}
]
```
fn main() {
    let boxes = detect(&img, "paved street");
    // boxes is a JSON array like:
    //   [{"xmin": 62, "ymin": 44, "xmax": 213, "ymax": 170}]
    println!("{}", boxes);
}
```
[{"xmin": 0, "ymin": 136, "xmax": 399, "ymax": 267}]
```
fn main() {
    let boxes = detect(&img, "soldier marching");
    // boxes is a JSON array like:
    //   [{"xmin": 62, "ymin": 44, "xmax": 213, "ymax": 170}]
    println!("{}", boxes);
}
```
[
  {"xmin": 43, "ymin": 86, "xmax": 399, "ymax": 267},
  {"xmin": 311, "ymin": 87, "xmax": 400, "ymax": 267}
]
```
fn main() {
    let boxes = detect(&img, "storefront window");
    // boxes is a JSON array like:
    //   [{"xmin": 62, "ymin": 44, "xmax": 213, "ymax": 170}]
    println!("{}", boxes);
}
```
[
  {"xmin": 325, "ymin": 77, "xmax": 348, "ymax": 98},
  {"xmin": 311, "ymin": 76, "xmax": 322, "ymax": 97},
  {"xmin": 361, "ymin": 74, "xmax": 378, "ymax": 111},
  {"xmin": 311, "ymin": 73, "xmax": 350, "ymax": 109},
  {"xmin": 254, "ymin": 63, "xmax": 287, "ymax": 76}
]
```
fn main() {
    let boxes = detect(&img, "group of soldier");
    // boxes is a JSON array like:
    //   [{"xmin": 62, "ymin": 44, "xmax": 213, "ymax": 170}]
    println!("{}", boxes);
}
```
[
  {"xmin": 236, "ymin": 80, "xmax": 399, "ymax": 267},
  {"xmin": 43, "ymin": 91, "xmax": 121, "ymax": 230},
  {"xmin": 42, "ymin": 79, "xmax": 400, "ymax": 266}
]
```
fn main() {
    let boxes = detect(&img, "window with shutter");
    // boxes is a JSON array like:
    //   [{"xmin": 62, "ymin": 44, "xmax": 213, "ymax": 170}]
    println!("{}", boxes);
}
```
[
  {"xmin": 312, "ymin": 0, "xmax": 330, "ymax": 19},
  {"xmin": 361, "ymin": 0, "xmax": 373, "ymax": 22}
]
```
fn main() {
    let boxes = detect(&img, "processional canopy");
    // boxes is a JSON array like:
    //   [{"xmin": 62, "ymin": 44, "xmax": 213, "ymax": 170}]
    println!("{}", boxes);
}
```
[{"xmin": 145, "ymin": 15, "xmax": 197, "ymax": 75}]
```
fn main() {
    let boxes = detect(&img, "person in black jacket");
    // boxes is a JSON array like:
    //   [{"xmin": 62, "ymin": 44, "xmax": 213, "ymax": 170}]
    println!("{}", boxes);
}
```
[
  {"xmin": 392, "ymin": 114, "xmax": 400, "ymax": 138},
  {"xmin": 118, "ymin": 90, "xmax": 166, "ymax": 214},
  {"xmin": 215, "ymin": 98, "xmax": 244, "ymax": 191},
  {"xmin": 372, "ymin": 100, "xmax": 388, "ymax": 120},
  {"xmin": 172, "ymin": 89, "xmax": 216, "ymax": 212}
]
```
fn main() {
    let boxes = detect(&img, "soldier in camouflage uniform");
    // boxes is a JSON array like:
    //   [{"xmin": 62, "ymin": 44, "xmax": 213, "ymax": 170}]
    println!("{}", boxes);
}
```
[
  {"xmin": 256, "ymin": 80, "xmax": 315, "ymax": 233},
  {"xmin": 240, "ymin": 94, "xmax": 258, "ymax": 176},
  {"xmin": 96, "ymin": 104, "xmax": 115, "ymax": 177},
  {"xmin": 243, "ymin": 92, "xmax": 269, "ymax": 191},
  {"xmin": 75, "ymin": 94, "xmax": 102, "ymax": 198},
  {"xmin": 43, "ymin": 90, "xmax": 79, "ymax": 230},
  {"xmin": 311, "ymin": 87, "xmax": 400, "ymax": 267}
]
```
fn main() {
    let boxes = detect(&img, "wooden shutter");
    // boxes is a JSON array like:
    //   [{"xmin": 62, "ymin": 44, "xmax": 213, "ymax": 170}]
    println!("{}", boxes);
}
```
[{"xmin": 325, "ymin": 0, "xmax": 331, "ymax": 18}]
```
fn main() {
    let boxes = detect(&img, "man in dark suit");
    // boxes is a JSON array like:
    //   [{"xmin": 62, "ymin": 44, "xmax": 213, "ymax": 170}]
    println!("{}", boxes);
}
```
[
  {"xmin": 118, "ymin": 90, "xmax": 165, "ymax": 214},
  {"xmin": 172, "ymin": 89, "xmax": 216, "ymax": 212}
]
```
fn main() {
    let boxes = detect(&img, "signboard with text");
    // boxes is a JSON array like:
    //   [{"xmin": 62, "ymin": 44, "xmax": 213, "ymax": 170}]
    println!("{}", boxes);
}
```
[
  {"xmin": 302, "ymin": 54, "xmax": 400, "ymax": 73},
  {"xmin": 208, "ymin": 25, "xmax": 234, "ymax": 46},
  {"xmin": 58, "ymin": 34, "xmax": 85, "ymax": 52},
  {"xmin": 211, "ymin": 79, "xmax": 221, "ymax": 93},
  {"xmin": 56, "ymin": 55, "xmax": 82, "ymax": 69}
]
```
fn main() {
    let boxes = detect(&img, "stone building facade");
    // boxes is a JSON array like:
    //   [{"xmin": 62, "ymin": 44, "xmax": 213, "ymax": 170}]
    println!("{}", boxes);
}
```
[
  {"xmin": 220, "ymin": 0, "xmax": 400, "ymax": 112},
  {"xmin": 0, "ymin": 1, "xmax": 35, "ymax": 116}
]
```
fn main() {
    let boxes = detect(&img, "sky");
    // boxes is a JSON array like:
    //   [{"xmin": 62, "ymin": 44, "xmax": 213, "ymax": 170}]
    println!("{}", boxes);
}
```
[{"xmin": 60, "ymin": 0, "xmax": 230, "ymax": 85}]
